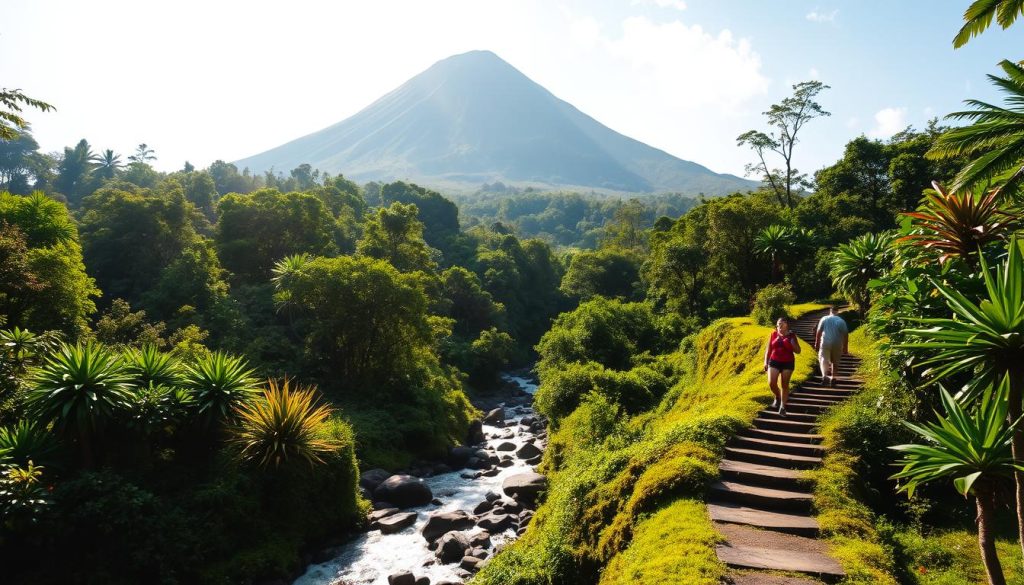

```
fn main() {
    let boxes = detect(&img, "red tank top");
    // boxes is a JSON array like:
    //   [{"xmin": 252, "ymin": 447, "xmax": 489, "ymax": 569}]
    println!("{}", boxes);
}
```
[{"xmin": 768, "ymin": 331, "xmax": 796, "ymax": 363}]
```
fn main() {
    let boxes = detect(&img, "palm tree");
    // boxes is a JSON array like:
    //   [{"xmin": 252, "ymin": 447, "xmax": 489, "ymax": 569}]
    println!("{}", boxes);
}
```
[
  {"xmin": 901, "ymin": 238, "xmax": 1024, "ymax": 556},
  {"xmin": 754, "ymin": 225, "xmax": 796, "ymax": 282},
  {"xmin": 891, "ymin": 381, "xmax": 1021, "ymax": 585},
  {"xmin": 229, "ymin": 379, "xmax": 339, "ymax": 470},
  {"xmin": 954, "ymin": 0, "xmax": 1024, "ymax": 48},
  {"xmin": 897, "ymin": 182, "xmax": 1015, "ymax": 267},
  {"xmin": 25, "ymin": 342, "xmax": 133, "ymax": 467},
  {"xmin": 123, "ymin": 345, "xmax": 183, "ymax": 389},
  {"xmin": 829, "ymin": 232, "xmax": 892, "ymax": 312},
  {"xmin": 181, "ymin": 351, "xmax": 258, "ymax": 425},
  {"xmin": 928, "ymin": 60, "xmax": 1024, "ymax": 197},
  {"xmin": 91, "ymin": 149, "xmax": 122, "ymax": 180}
]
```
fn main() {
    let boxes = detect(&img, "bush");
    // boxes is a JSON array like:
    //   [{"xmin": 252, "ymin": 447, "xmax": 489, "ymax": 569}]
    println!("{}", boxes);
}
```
[{"xmin": 751, "ymin": 283, "xmax": 796, "ymax": 326}]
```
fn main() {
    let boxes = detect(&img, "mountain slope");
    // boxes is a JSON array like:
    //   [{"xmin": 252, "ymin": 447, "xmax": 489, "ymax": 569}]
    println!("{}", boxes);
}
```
[{"xmin": 235, "ymin": 50, "xmax": 757, "ymax": 195}]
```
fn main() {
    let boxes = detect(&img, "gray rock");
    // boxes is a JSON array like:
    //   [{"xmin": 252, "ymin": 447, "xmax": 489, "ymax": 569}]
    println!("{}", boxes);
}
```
[
  {"xmin": 498, "ymin": 459, "xmax": 514, "ymax": 468},
  {"xmin": 467, "ymin": 419, "xmax": 485, "ymax": 445},
  {"xmin": 495, "ymin": 441, "xmax": 516, "ymax": 451},
  {"xmin": 421, "ymin": 510, "xmax": 476, "ymax": 542},
  {"xmin": 375, "ymin": 475, "xmax": 433, "ymax": 509},
  {"xmin": 388, "ymin": 572, "xmax": 416, "ymax": 585},
  {"xmin": 473, "ymin": 500, "xmax": 494, "ymax": 515},
  {"xmin": 470, "ymin": 531, "xmax": 492, "ymax": 548},
  {"xmin": 368, "ymin": 507, "xmax": 400, "ymax": 522},
  {"xmin": 502, "ymin": 472, "xmax": 547, "ymax": 506},
  {"xmin": 485, "ymin": 491, "xmax": 501, "ymax": 502},
  {"xmin": 460, "ymin": 555, "xmax": 485, "ymax": 571},
  {"xmin": 415, "ymin": 578, "xmax": 430, "ymax": 585},
  {"xmin": 360, "ymin": 468, "xmax": 392, "ymax": 491},
  {"xmin": 477, "ymin": 512, "xmax": 513, "ymax": 532},
  {"xmin": 379, "ymin": 512, "xmax": 418, "ymax": 534},
  {"xmin": 482, "ymin": 408, "xmax": 505, "ymax": 425},
  {"xmin": 515, "ymin": 443, "xmax": 542, "ymax": 460},
  {"xmin": 436, "ymin": 531, "xmax": 472, "ymax": 564}
]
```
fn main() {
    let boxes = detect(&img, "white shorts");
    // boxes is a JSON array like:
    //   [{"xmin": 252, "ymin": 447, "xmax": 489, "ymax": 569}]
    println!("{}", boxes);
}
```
[{"xmin": 819, "ymin": 343, "xmax": 842, "ymax": 365}]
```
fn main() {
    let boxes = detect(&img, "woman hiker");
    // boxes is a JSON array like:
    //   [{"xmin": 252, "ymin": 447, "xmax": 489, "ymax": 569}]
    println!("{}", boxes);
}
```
[{"xmin": 763, "ymin": 316, "xmax": 801, "ymax": 416}]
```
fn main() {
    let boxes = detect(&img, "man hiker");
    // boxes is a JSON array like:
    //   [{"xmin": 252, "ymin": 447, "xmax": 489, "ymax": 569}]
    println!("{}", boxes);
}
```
[{"xmin": 814, "ymin": 306, "xmax": 849, "ymax": 387}]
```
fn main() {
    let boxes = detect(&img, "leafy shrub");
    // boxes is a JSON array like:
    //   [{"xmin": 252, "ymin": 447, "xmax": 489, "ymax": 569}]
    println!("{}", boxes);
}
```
[
  {"xmin": 751, "ymin": 283, "xmax": 796, "ymax": 326},
  {"xmin": 181, "ymin": 351, "xmax": 258, "ymax": 423}
]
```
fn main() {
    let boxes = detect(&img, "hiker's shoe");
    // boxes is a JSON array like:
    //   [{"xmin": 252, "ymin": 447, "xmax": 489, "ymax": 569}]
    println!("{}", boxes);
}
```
[
  {"xmin": 771, "ymin": 399, "xmax": 779, "ymax": 409},
  {"xmin": 778, "ymin": 405, "xmax": 787, "ymax": 417}
]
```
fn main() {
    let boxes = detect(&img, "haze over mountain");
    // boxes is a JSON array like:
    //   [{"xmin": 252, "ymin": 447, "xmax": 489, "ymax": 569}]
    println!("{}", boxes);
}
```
[{"xmin": 235, "ymin": 50, "xmax": 758, "ymax": 195}]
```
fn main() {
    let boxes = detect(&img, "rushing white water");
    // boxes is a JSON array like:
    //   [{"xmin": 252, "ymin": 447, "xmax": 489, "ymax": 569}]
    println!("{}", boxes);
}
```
[{"xmin": 294, "ymin": 376, "xmax": 540, "ymax": 585}]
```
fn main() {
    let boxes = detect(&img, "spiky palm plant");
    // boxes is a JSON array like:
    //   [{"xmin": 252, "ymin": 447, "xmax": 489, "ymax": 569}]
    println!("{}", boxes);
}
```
[
  {"xmin": 123, "ymin": 345, "xmax": 183, "ymax": 389},
  {"xmin": 892, "ymin": 381, "xmax": 1022, "ymax": 585},
  {"xmin": 897, "ymin": 182, "xmax": 1014, "ymax": 266},
  {"xmin": 901, "ymin": 238, "xmax": 1024, "ymax": 556},
  {"xmin": 182, "ymin": 351, "xmax": 258, "ymax": 424},
  {"xmin": 26, "ymin": 342, "xmax": 133, "ymax": 466},
  {"xmin": 125, "ymin": 383, "xmax": 193, "ymax": 436},
  {"xmin": 830, "ymin": 232, "xmax": 892, "ymax": 311},
  {"xmin": 754, "ymin": 225, "xmax": 796, "ymax": 282},
  {"xmin": 229, "ymin": 379, "xmax": 339, "ymax": 469},
  {"xmin": 928, "ymin": 60, "xmax": 1024, "ymax": 195},
  {"xmin": 0, "ymin": 420, "xmax": 59, "ymax": 469}
]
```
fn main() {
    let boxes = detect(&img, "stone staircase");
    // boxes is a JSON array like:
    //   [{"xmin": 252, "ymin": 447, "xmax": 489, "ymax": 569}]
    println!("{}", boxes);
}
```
[{"xmin": 708, "ymin": 310, "xmax": 862, "ymax": 584}]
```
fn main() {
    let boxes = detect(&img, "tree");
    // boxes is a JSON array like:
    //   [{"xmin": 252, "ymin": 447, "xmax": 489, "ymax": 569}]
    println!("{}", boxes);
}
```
[
  {"xmin": 560, "ymin": 248, "xmax": 640, "ymax": 301},
  {"xmin": 0, "ymin": 89, "xmax": 54, "ymax": 141},
  {"xmin": 891, "ymin": 383, "xmax": 1021, "ymax": 585},
  {"xmin": 953, "ymin": 0, "xmax": 1024, "ymax": 47},
  {"xmin": 128, "ymin": 144, "xmax": 156, "ymax": 164},
  {"xmin": 215, "ymin": 188, "xmax": 338, "ymax": 282},
  {"xmin": 357, "ymin": 202, "xmax": 436, "ymax": 274},
  {"xmin": 901, "ymin": 239, "xmax": 1024, "ymax": 558},
  {"xmin": 928, "ymin": 60, "xmax": 1024, "ymax": 197},
  {"xmin": 738, "ymin": 81, "xmax": 831, "ymax": 207},
  {"xmin": 91, "ymin": 149, "xmax": 123, "ymax": 181},
  {"xmin": 829, "ymin": 232, "xmax": 892, "ymax": 312},
  {"xmin": 54, "ymin": 139, "xmax": 95, "ymax": 205},
  {"xmin": 0, "ymin": 130, "xmax": 47, "ymax": 194}
]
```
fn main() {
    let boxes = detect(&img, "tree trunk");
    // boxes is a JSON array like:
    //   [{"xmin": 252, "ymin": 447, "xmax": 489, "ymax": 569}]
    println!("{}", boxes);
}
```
[
  {"xmin": 976, "ymin": 484, "xmax": 1008, "ymax": 585},
  {"xmin": 1008, "ymin": 372, "xmax": 1024, "ymax": 562}
]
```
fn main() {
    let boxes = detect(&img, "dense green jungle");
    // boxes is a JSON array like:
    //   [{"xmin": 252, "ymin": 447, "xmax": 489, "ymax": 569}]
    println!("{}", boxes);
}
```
[{"xmin": 4, "ymin": 2, "xmax": 1024, "ymax": 585}]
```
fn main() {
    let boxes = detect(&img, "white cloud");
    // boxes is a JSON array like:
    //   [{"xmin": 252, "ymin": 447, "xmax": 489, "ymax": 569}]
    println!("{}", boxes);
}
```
[
  {"xmin": 632, "ymin": 0, "xmax": 688, "ymax": 10},
  {"xmin": 806, "ymin": 9, "xmax": 838, "ymax": 23},
  {"xmin": 601, "ymin": 16, "xmax": 770, "ymax": 109},
  {"xmin": 868, "ymin": 107, "xmax": 908, "ymax": 138}
]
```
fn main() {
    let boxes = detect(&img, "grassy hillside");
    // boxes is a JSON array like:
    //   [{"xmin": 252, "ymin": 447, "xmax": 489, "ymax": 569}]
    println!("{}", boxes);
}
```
[{"xmin": 474, "ymin": 311, "xmax": 817, "ymax": 585}]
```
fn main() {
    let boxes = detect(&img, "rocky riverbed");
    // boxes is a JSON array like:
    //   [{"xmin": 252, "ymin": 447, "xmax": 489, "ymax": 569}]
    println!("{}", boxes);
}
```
[{"xmin": 293, "ymin": 376, "xmax": 547, "ymax": 585}]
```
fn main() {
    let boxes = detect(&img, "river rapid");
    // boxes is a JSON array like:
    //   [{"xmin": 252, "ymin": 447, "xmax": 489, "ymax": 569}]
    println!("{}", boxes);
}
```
[{"xmin": 293, "ymin": 376, "xmax": 542, "ymax": 585}]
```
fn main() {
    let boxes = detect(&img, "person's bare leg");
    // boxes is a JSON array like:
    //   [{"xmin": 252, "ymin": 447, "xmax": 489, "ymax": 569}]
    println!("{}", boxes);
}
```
[
  {"xmin": 768, "ymin": 367, "xmax": 781, "ymax": 407},
  {"xmin": 818, "ymin": 352, "xmax": 831, "ymax": 386},
  {"xmin": 780, "ymin": 369, "xmax": 793, "ymax": 414}
]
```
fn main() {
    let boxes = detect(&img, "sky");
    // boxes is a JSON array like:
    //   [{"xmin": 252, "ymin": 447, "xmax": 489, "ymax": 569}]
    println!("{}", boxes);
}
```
[{"xmin": 2, "ymin": 0, "xmax": 1022, "ymax": 180}]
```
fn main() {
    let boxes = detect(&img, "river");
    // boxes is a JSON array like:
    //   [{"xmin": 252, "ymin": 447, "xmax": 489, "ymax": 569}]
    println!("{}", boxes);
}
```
[{"xmin": 293, "ymin": 376, "xmax": 540, "ymax": 585}]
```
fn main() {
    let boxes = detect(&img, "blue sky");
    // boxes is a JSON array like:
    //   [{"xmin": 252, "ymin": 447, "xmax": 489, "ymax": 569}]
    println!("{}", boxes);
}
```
[{"xmin": 1, "ymin": 0, "xmax": 1021, "ymax": 181}]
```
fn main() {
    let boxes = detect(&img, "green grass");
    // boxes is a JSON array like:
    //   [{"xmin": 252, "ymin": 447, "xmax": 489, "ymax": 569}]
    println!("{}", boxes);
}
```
[{"xmin": 473, "ymin": 315, "xmax": 817, "ymax": 585}]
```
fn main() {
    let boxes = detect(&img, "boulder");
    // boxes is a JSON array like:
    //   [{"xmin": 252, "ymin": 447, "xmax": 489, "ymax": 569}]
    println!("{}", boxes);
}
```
[
  {"xmin": 467, "ymin": 419, "xmax": 485, "ymax": 445},
  {"xmin": 470, "ymin": 531, "xmax": 492, "ymax": 548},
  {"xmin": 520, "ymin": 416, "xmax": 536, "ymax": 426},
  {"xmin": 460, "ymin": 555, "xmax": 485, "ymax": 571},
  {"xmin": 388, "ymin": 572, "xmax": 416, "ymax": 585},
  {"xmin": 448, "ymin": 446, "xmax": 474, "ymax": 468},
  {"xmin": 422, "ymin": 510, "xmax": 476, "ymax": 542},
  {"xmin": 477, "ymin": 512, "xmax": 514, "ymax": 532},
  {"xmin": 480, "ymin": 468, "xmax": 500, "ymax": 477},
  {"xmin": 374, "ymin": 475, "xmax": 433, "ymax": 509},
  {"xmin": 515, "ymin": 443, "xmax": 542, "ymax": 460},
  {"xmin": 436, "ymin": 531, "xmax": 472, "ymax": 564},
  {"xmin": 482, "ymin": 408, "xmax": 505, "ymax": 425},
  {"xmin": 485, "ymin": 491, "xmax": 501, "ymax": 502},
  {"xmin": 495, "ymin": 441, "xmax": 516, "ymax": 452},
  {"xmin": 415, "ymin": 578, "xmax": 430, "ymax": 585},
  {"xmin": 498, "ymin": 459, "xmax": 514, "ymax": 468},
  {"xmin": 379, "ymin": 512, "xmax": 418, "ymax": 534},
  {"xmin": 360, "ymin": 468, "xmax": 392, "ymax": 491},
  {"xmin": 473, "ymin": 500, "xmax": 494, "ymax": 515},
  {"xmin": 502, "ymin": 472, "xmax": 547, "ymax": 506}
]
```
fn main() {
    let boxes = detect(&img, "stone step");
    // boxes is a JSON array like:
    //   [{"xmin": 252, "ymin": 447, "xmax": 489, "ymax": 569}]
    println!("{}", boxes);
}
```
[
  {"xmin": 733, "ymin": 435, "xmax": 824, "ymax": 457},
  {"xmin": 723, "ymin": 447, "xmax": 822, "ymax": 470},
  {"xmin": 742, "ymin": 428, "xmax": 824, "ymax": 445},
  {"xmin": 709, "ymin": 480, "xmax": 813, "ymax": 512},
  {"xmin": 717, "ymin": 543, "xmax": 845, "ymax": 581},
  {"xmin": 708, "ymin": 502, "xmax": 819, "ymax": 537},
  {"xmin": 753, "ymin": 417, "xmax": 819, "ymax": 433},
  {"xmin": 759, "ymin": 409, "xmax": 818, "ymax": 422},
  {"xmin": 726, "ymin": 573, "xmax": 825, "ymax": 585},
  {"xmin": 716, "ymin": 523, "xmax": 842, "ymax": 581},
  {"xmin": 783, "ymin": 402, "xmax": 832, "ymax": 415},
  {"xmin": 785, "ymin": 395, "xmax": 843, "ymax": 406},
  {"xmin": 789, "ymin": 392, "xmax": 849, "ymax": 403},
  {"xmin": 719, "ymin": 459, "xmax": 811, "ymax": 490}
]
